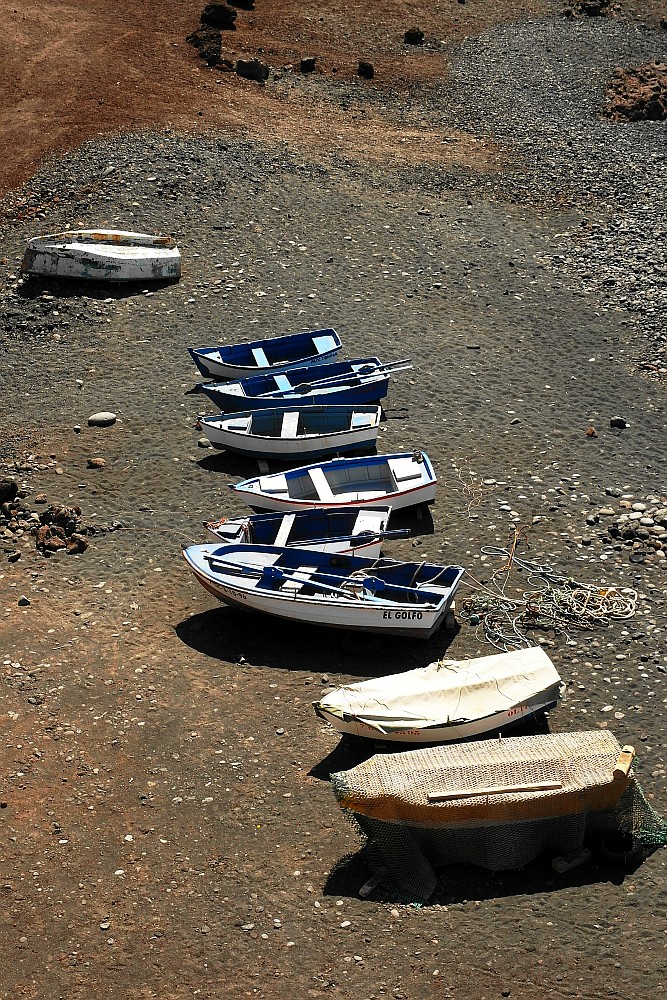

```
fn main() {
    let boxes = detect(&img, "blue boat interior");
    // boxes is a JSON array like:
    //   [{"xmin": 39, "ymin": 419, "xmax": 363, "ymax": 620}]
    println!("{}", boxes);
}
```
[
  {"xmin": 213, "ymin": 545, "xmax": 462, "ymax": 603},
  {"xmin": 223, "ymin": 509, "xmax": 380, "ymax": 546},
  {"xmin": 243, "ymin": 406, "xmax": 377, "ymax": 438},
  {"xmin": 200, "ymin": 329, "xmax": 340, "ymax": 365}
]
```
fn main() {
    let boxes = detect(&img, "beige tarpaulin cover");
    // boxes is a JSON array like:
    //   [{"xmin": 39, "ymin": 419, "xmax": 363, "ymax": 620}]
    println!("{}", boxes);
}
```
[
  {"xmin": 334, "ymin": 730, "xmax": 630, "ymax": 826},
  {"xmin": 316, "ymin": 645, "xmax": 561, "ymax": 735}
]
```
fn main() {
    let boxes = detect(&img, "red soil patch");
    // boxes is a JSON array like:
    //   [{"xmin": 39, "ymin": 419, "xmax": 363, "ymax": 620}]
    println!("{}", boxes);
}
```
[{"xmin": 0, "ymin": 0, "xmax": 554, "ymax": 196}]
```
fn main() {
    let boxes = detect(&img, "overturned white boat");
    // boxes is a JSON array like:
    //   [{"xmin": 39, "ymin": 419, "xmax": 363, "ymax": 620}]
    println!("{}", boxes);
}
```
[
  {"xmin": 21, "ymin": 229, "xmax": 181, "ymax": 282},
  {"xmin": 314, "ymin": 646, "xmax": 562, "ymax": 743}
]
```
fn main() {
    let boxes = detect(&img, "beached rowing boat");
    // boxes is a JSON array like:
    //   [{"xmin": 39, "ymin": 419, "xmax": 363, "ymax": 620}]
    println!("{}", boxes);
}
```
[
  {"xmin": 182, "ymin": 543, "xmax": 464, "ymax": 637},
  {"xmin": 204, "ymin": 506, "xmax": 408, "ymax": 557},
  {"xmin": 21, "ymin": 230, "xmax": 181, "ymax": 282},
  {"xmin": 229, "ymin": 451, "xmax": 437, "ymax": 512},
  {"xmin": 199, "ymin": 358, "xmax": 410, "ymax": 412},
  {"xmin": 197, "ymin": 404, "xmax": 381, "ymax": 460},
  {"xmin": 188, "ymin": 328, "xmax": 342, "ymax": 380},
  {"xmin": 314, "ymin": 646, "xmax": 563, "ymax": 743}
]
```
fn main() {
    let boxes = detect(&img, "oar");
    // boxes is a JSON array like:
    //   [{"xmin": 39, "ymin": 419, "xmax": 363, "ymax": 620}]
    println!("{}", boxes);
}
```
[
  {"xmin": 289, "ymin": 528, "xmax": 411, "ymax": 547},
  {"xmin": 262, "ymin": 361, "xmax": 413, "ymax": 398},
  {"xmin": 203, "ymin": 556, "xmax": 387, "ymax": 602},
  {"xmin": 204, "ymin": 554, "xmax": 438, "ymax": 604}
]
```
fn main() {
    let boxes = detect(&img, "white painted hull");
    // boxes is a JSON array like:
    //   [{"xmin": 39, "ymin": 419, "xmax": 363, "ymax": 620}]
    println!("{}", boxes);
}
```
[
  {"xmin": 237, "ymin": 479, "xmax": 437, "ymax": 513},
  {"xmin": 315, "ymin": 690, "xmax": 561, "ymax": 743},
  {"xmin": 188, "ymin": 567, "xmax": 452, "ymax": 638},
  {"xmin": 22, "ymin": 229, "xmax": 181, "ymax": 282},
  {"xmin": 200, "ymin": 421, "xmax": 379, "ymax": 460}
]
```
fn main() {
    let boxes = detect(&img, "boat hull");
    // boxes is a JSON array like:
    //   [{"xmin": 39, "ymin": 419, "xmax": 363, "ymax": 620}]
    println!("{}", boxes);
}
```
[
  {"xmin": 237, "ymin": 479, "xmax": 437, "ymax": 513},
  {"xmin": 202, "ymin": 377, "xmax": 388, "ymax": 412},
  {"xmin": 188, "ymin": 328, "xmax": 342, "ymax": 380},
  {"xmin": 199, "ymin": 416, "xmax": 379, "ymax": 460},
  {"xmin": 182, "ymin": 543, "xmax": 463, "ymax": 639},
  {"xmin": 204, "ymin": 507, "xmax": 392, "ymax": 558},
  {"xmin": 186, "ymin": 565, "xmax": 453, "ymax": 638},
  {"xmin": 21, "ymin": 230, "xmax": 181, "ymax": 282},
  {"xmin": 314, "ymin": 687, "xmax": 561, "ymax": 743}
]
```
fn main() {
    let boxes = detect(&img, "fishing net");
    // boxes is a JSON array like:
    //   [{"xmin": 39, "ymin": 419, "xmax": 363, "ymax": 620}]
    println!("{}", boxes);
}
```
[{"xmin": 331, "ymin": 731, "xmax": 667, "ymax": 903}]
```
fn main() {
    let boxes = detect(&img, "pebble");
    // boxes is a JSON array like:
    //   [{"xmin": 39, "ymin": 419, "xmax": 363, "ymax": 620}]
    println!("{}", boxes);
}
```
[{"xmin": 88, "ymin": 411, "xmax": 117, "ymax": 427}]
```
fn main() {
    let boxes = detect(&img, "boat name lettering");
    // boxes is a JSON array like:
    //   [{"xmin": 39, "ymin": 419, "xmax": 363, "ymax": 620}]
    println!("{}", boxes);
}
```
[
  {"xmin": 221, "ymin": 585, "xmax": 248, "ymax": 601},
  {"xmin": 382, "ymin": 610, "xmax": 423, "ymax": 620}
]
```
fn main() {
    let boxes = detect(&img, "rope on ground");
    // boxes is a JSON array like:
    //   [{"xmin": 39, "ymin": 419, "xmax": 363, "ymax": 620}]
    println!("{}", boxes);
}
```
[{"xmin": 458, "ymin": 526, "xmax": 638, "ymax": 651}]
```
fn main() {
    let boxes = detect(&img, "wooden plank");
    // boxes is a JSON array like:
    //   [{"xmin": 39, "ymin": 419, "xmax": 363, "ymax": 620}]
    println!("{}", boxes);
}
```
[
  {"xmin": 613, "ymin": 745, "xmax": 635, "ymax": 778},
  {"xmin": 312, "ymin": 334, "xmax": 337, "ymax": 354},
  {"xmin": 307, "ymin": 466, "xmax": 336, "ymax": 501},
  {"xmin": 427, "ymin": 780, "xmax": 563, "ymax": 803},
  {"xmin": 273, "ymin": 513, "xmax": 296, "ymax": 547},
  {"xmin": 280, "ymin": 411, "xmax": 301, "ymax": 438},
  {"xmin": 251, "ymin": 346, "xmax": 270, "ymax": 367}
]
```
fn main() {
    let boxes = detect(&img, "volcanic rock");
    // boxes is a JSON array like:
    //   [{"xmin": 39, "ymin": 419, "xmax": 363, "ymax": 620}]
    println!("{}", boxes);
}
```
[{"xmin": 605, "ymin": 61, "xmax": 667, "ymax": 122}]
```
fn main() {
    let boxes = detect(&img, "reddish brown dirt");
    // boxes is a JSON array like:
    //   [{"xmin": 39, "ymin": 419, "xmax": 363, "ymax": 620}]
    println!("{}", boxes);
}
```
[{"xmin": 0, "ymin": 0, "xmax": 556, "ymax": 196}]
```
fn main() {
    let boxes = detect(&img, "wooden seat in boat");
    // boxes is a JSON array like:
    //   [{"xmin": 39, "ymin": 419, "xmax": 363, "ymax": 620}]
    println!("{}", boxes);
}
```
[
  {"xmin": 391, "ymin": 457, "xmax": 423, "ymax": 483},
  {"xmin": 312, "ymin": 334, "xmax": 337, "ymax": 354},
  {"xmin": 273, "ymin": 513, "xmax": 296, "ymax": 547},
  {"xmin": 307, "ymin": 467, "xmax": 336, "ymax": 501},
  {"xmin": 280, "ymin": 565, "xmax": 318, "ymax": 593},
  {"xmin": 259, "ymin": 474, "xmax": 289, "ymax": 494},
  {"xmin": 251, "ymin": 346, "xmax": 269, "ymax": 367},
  {"xmin": 280, "ymin": 411, "xmax": 301, "ymax": 438},
  {"xmin": 350, "ymin": 411, "xmax": 374, "ymax": 429}
]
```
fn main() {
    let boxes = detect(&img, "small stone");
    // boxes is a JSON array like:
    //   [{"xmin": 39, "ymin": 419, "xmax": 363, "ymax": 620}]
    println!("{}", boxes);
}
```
[
  {"xmin": 404, "ymin": 27, "xmax": 424, "ymax": 44},
  {"xmin": 198, "ymin": 437, "xmax": 212, "ymax": 448},
  {"xmin": 88, "ymin": 411, "xmax": 117, "ymax": 428},
  {"xmin": 609, "ymin": 416, "xmax": 628, "ymax": 429},
  {"xmin": 275, "ymin": 727, "xmax": 285, "ymax": 736},
  {"xmin": 358, "ymin": 60, "xmax": 374, "ymax": 79},
  {"xmin": 586, "ymin": 426, "xmax": 598, "ymax": 437},
  {"xmin": 17, "ymin": 595, "xmax": 30, "ymax": 607},
  {"xmin": 87, "ymin": 457, "xmax": 106, "ymax": 469},
  {"xmin": 300, "ymin": 56, "xmax": 317, "ymax": 73}
]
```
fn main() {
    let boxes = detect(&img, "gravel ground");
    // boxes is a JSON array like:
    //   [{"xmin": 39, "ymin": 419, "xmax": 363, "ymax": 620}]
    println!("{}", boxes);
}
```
[{"xmin": 0, "ymin": 9, "xmax": 666, "ymax": 1000}]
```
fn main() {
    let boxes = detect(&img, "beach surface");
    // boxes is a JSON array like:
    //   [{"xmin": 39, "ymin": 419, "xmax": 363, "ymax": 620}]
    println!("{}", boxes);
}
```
[{"xmin": 1, "ymin": 2, "xmax": 666, "ymax": 998}]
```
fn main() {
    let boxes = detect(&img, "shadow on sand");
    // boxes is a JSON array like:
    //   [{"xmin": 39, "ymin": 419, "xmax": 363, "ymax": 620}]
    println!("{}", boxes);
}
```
[
  {"xmin": 17, "ymin": 274, "xmax": 179, "ymax": 301},
  {"xmin": 175, "ymin": 603, "xmax": 459, "ymax": 676},
  {"xmin": 323, "ymin": 843, "xmax": 640, "ymax": 906}
]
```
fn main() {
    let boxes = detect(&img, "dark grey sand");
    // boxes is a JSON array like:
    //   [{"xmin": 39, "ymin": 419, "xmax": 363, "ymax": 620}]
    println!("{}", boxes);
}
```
[{"xmin": 0, "ymin": 12, "xmax": 666, "ymax": 1000}]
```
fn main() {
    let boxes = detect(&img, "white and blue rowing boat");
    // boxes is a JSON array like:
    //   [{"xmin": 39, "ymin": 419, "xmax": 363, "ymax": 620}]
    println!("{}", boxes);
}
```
[
  {"xmin": 204, "ymin": 506, "xmax": 408, "ymax": 558},
  {"xmin": 188, "ymin": 328, "xmax": 342, "ymax": 380},
  {"xmin": 199, "ymin": 358, "xmax": 410, "ymax": 412},
  {"xmin": 182, "ymin": 544, "xmax": 464, "ymax": 638},
  {"xmin": 229, "ymin": 451, "xmax": 437, "ymax": 513},
  {"xmin": 197, "ymin": 404, "xmax": 381, "ymax": 460}
]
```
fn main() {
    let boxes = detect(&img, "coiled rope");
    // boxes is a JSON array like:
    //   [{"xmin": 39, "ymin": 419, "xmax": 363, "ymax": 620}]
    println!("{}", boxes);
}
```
[{"xmin": 458, "ymin": 527, "xmax": 638, "ymax": 651}]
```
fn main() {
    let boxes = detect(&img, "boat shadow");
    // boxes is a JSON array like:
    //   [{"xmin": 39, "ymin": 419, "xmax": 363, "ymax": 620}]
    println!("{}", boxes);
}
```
[
  {"xmin": 175, "ymin": 603, "xmax": 459, "ymax": 676},
  {"xmin": 309, "ymin": 712, "xmax": 551, "ymax": 783},
  {"xmin": 17, "ymin": 274, "xmax": 180, "ymax": 300},
  {"xmin": 322, "ymin": 843, "xmax": 635, "ymax": 906}
]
